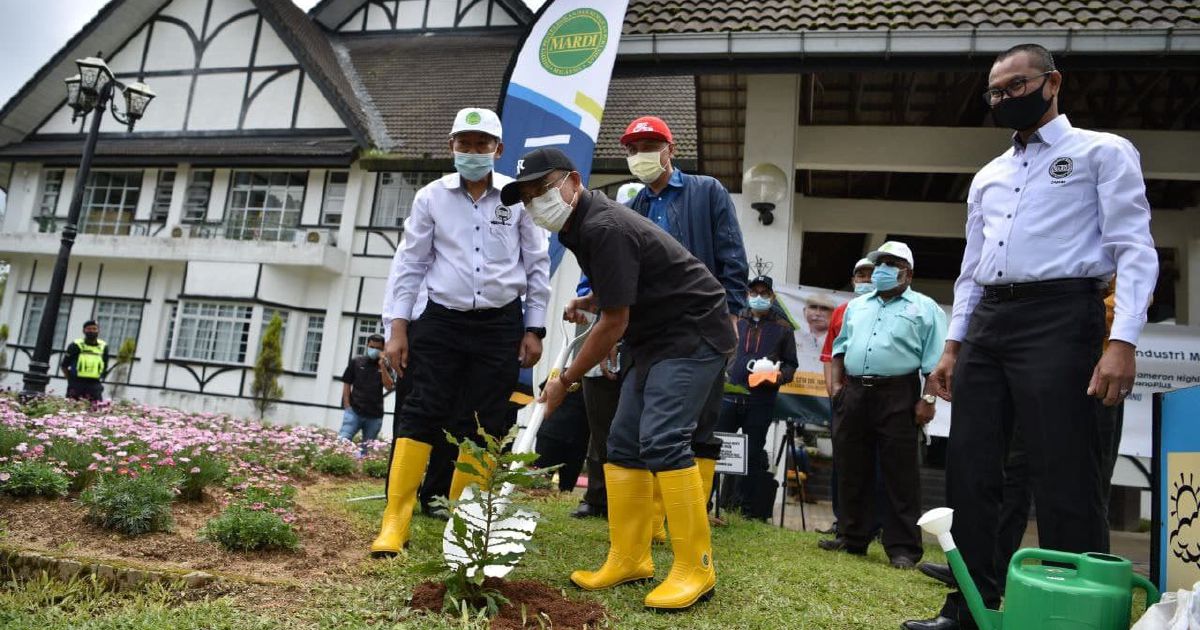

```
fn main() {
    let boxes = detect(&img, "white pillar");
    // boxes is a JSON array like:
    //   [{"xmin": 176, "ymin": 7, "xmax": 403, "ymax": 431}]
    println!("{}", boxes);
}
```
[{"xmin": 741, "ymin": 75, "xmax": 801, "ymax": 284}]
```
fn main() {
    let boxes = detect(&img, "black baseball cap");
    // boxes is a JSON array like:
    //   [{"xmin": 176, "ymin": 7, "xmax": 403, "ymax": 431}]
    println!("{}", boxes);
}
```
[
  {"xmin": 500, "ymin": 147, "xmax": 577, "ymax": 205},
  {"xmin": 749, "ymin": 275, "xmax": 773, "ymax": 291}
]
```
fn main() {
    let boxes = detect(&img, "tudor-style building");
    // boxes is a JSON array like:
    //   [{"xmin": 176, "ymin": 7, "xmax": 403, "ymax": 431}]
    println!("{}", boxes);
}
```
[
  {"xmin": 0, "ymin": 0, "xmax": 1197, "ymax": 443},
  {"xmin": 0, "ymin": 0, "xmax": 699, "ymax": 425}
]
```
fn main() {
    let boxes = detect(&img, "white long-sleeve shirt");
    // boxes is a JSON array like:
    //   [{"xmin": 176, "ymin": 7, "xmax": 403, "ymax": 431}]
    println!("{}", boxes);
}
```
[
  {"xmin": 949, "ymin": 115, "xmax": 1158, "ymax": 345},
  {"xmin": 383, "ymin": 172, "xmax": 550, "ymax": 329}
]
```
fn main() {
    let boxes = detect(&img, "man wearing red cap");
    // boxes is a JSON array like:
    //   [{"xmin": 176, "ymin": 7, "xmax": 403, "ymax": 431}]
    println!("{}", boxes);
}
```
[{"xmin": 573, "ymin": 115, "xmax": 749, "ymax": 522}]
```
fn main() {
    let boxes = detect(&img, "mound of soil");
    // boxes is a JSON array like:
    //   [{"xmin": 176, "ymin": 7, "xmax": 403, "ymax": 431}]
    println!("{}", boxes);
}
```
[
  {"xmin": 411, "ymin": 578, "xmax": 607, "ymax": 629},
  {"xmin": 0, "ymin": 478, "xmax": 373, "ymax": 584}
]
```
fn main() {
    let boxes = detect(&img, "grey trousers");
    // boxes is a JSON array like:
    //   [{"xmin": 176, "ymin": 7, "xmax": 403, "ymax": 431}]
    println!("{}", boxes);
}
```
[{"xmin": 607, "ymin": 343, "xmax": 728, "ymax": 472}]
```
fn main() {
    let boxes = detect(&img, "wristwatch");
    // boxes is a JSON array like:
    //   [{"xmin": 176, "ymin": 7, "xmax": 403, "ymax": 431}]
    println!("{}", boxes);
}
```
[
  {"xmin": 921, "ymin": 394, "xmax": 937, "ymax": 404},
  {"xmin": 525, "ymin": 327, "xmax": 547, "ymax": 339}
]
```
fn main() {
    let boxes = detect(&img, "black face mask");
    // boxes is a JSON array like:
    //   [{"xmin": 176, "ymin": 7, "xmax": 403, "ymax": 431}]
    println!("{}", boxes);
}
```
[{"xmin": 991, "ymin": 81, "xmax": 1052, "ymax": 131}]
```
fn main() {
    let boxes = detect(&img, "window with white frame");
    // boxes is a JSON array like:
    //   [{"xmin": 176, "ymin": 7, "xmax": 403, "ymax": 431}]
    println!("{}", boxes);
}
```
[
  {"xmin": 172, "ymin": 302, "xmax": 253, "ymax": 363},
  {"xmin": 321, "ymin": 171, "xmax": 349, "ymax": 226},
  {"xmin": 20, "ymin": 295, "xmax": 73, "ymax": 347},
  {"xmin": 301, "ymin": 315, "xmax": 324, "ymax": 374},
  {"xmin": 94, "ymin": 299, "xmax": 143, "ymax": 347},
  {"xmin": 163, "ymin": 304, "xmax": 177, "ymax": 359},
  {"xmin": 182, "ymin": 170, "xmax": 214, "ymax": 222},
  {"xmin": 80, "ymin": 170, "xmax": 143, "ymax": 235},
  {"xmin": 372, "ymin": 172, "xmax": 439, "ymax": 228},
  {"xmin": 151, "ymin": 170, "xmax": 175, "ymax": 222},
  {"xmin": 224, "ymin": 171, "xmax": 306, "ymax": 241},
  {"xmin": 352, "ymin": 317, "xmax": 381, "ymax": 357},
  {"xmin": 35, "ymin": 169, "xmax": 65, "ymax": 224}
]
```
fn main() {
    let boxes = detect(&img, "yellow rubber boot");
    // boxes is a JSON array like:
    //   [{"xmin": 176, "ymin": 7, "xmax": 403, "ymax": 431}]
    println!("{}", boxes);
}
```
[
  {"xmin": 448, "ymin": 449, "xmax": 493, "ymax": 501},
  {"xmin": 570, "ymin": 464, "xmax": 656, "ymax": 590},
  {"xmin": 696, "ymin": 457, "xmax": 717, "ymax": 507},
  {"xmin": 651, "ymin": 479, "xmax": 668, "ymax": 543},
  {"xmin": 370, "ymin": 438, "xmax": 432, "ymax": 557},
  {"xmin": 644, "ymin": 465, "xmax": 717, "ymax": 610}
]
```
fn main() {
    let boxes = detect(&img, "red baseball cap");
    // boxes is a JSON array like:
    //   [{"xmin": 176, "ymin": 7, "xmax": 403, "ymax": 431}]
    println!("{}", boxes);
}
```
[{"xmin": 620, "ymin": 116, "xmax": 673, "ymax": 146}]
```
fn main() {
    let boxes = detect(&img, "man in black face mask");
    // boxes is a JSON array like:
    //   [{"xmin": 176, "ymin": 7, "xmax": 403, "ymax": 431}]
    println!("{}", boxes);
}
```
[
  {"xmin": 904, "ymin": 44, "xmax": 1158, "ymax": 630},
  {"xmin": 61, "ymin": 320, "xmax": 109, "ymax": 402}
]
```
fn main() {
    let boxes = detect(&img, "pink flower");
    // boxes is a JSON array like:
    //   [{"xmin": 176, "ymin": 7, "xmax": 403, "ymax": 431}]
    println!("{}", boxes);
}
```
[{"xmin": 0, "ymin": 472, "xmax": 10, "ymax": 482}]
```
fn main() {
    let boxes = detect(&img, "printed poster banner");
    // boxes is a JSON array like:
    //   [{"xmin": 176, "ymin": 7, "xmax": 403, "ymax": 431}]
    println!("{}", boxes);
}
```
[
  {"xmin": 1152, "ymin": 384, "xmax": 1200, "ymax": 592},
  {"xmin": 495, "ymin": 0, "xmax": 631, "ymax": 271},
  {"xmin": 766, "ymin": 282, "xmax": 1199, "ymax": 458}
]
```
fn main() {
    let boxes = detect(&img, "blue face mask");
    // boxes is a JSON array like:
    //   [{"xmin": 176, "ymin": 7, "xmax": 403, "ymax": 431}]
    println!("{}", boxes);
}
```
[
  {"xmin": 366, "ymin": 348, "xmax": 381, "ymax": 360},
  {"xmin": 748, "ymin": 295, "xmax": 772, "ymax": 311},
  {"xmin": 871, "ymin": 264, "xmax": 903, "ymax": 292},
  {"xmin": 853, "ymin": 282, "xmax": 875, "ymax": 296},
  {"xmin": 454, "ymin": 151, "xmax": 495, "ymax": 182}
]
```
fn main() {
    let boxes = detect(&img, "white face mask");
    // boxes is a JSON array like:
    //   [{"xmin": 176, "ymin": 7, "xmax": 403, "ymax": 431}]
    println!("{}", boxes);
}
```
[
  {"xmin": 626, "ymin": 149, "xmax": 667, "ymax": 184},
  {"xmin": 527, "ymin": 176, "xmax": 575, "ymax": 232}
]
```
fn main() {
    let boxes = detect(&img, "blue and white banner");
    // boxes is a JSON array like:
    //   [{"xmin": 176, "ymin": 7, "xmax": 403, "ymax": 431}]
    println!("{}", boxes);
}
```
[{"xmin": 496, "ymin": 0, "xmax": 630, "ymax": 275}]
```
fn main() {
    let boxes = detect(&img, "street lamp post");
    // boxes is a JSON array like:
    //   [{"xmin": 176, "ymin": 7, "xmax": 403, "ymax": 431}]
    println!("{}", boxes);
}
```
[{"xmin": 21, "ymin": 54, "xmax": 155, "ymax": 397}]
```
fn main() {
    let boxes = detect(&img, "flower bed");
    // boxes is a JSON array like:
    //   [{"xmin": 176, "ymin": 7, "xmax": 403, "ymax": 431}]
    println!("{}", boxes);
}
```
[{"xmin": 0, "ymin": 395, "xmax": 391, "ymax": 550}]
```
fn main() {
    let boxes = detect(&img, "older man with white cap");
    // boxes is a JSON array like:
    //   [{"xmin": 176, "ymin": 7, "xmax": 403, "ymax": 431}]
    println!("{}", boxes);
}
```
[
  {"xmin": 820, "ymin": 241, "xmax": 946, "ymax": 569},
  {"xmin": 372, "ymin": 107, "xmax": 550, "ymax": 556}
]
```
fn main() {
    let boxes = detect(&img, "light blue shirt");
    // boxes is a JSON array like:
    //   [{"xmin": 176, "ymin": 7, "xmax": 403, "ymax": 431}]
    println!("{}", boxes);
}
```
[
  {"xmin": 644, "ymin": 168, "xmax": 685, "ymax": 231},
  {"xmin": 833, "ymin": 287, "xmax": 947, "ymax": 377},
  {"xmin": 950, "ymin": 114, "xmax": 1157, "ymax": 345}
]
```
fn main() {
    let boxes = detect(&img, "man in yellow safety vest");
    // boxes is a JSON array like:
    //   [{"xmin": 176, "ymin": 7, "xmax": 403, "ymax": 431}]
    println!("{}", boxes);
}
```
[{"xmin": 60, "ymin": 320, "xmax": 108, "ymax": 401}]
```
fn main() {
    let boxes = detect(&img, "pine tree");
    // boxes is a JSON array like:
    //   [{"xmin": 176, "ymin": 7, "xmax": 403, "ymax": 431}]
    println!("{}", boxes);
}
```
[{"xmin": 251, "ymin": 314, "xmax": 285, "ymax": 419}]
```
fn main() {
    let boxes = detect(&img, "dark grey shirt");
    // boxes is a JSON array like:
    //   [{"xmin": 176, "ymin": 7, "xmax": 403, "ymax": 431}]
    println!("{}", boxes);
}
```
[{"xmin": 559, "ymin": 190, "xmax": 735, "ymax": 372}]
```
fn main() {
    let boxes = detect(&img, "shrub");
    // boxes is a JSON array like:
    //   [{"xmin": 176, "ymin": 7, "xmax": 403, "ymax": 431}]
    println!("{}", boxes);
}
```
[
  {"xmin": 46, "ymin": 439, "xmax": 100, "ymax": 492},
  {"xmin": 0, "ymin": 461, "xmax": 70, "ymax": 498},
  {"xmin": 312, "ymin": 452, "xmax": 356, "ymax": 476},
  {"xmin": 0, "ymin": 425, "xmax": 26, "ymax": 459},
  {"xmin": 241, "ymin": 484, "xmax": 297, "ymax": 511},
  {"xmin": 361, "ymin": 458, "xmax": 388, "ymax": 479},
  {"xmin": 202, "ymin": 506, "xmax": 298, "ymax": 551},
  {"xmin": 80, "ymin": 470, "xmax": 181, "ymax": 536},
  {"xmin": 179, "ymin": 453, "xmax": 228, "ymax": 501},
  {"xmin": 251, "ymin": 315, "xmax": 284, "ymax": 419}
]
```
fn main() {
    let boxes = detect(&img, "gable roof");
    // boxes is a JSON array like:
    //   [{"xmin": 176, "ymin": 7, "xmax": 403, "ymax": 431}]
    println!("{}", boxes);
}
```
[
  {"xmin": 623, "ymin": 0, "xmax": 1200, "ymax": 34},
  {"xmin": 0, "ymin": 0, "xmax": 377, "ymax": 150},
  {"xmin": 308, "ymin": 0, "xmax": 534, "ymax": 31}
]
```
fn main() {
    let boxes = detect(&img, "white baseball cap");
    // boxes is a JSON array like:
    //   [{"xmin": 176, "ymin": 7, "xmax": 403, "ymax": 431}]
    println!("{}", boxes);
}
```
[
  {"xmin": 866, "ymin": 241, "xmax": 915, "ymax": 269},
  {"xmin": 853, "ymin": 257, "xmax": 874, "ymax": 272},
  {"xmin": 616, "ymin": 182, "xmax": 644, "ymax": 204},
  {"xmin": 450, "ymin": 107, "xmax": 502, "ymax": 139}
]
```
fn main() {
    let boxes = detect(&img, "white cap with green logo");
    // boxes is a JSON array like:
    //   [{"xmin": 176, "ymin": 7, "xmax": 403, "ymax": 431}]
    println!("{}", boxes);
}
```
[
  {"xmin": 450, "ymin": 107, "xmax": 503, "ymax": 139},
  {"xmin": 616, "ymin": 182, "xmax": 644, "ymax": 204}
]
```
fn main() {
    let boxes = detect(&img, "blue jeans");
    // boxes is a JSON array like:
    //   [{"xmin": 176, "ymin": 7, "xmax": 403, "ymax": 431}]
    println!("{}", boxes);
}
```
[
  {"xmin": 607, "ymin": 343, "xmax": 727, "ymax": 472},
  {"xmin": 339, "ymin": 407, "xmax": 383, "ymax": 454}
]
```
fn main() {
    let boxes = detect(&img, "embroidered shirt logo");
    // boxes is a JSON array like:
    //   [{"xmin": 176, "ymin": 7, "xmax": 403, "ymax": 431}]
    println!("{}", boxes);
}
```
[
  {"xmin": 492, "ymin": 206, "xmax": 512, "ymax": 225},
  {"xmin": 1049, "ymin": 157, "xmax": 1073, "ymax": 179}
]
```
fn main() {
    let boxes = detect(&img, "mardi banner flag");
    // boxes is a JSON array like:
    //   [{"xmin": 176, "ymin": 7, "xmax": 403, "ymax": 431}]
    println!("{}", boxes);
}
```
[{"xmin": 495, "ymin": 0, "xmax": 630, "ymax": 275}]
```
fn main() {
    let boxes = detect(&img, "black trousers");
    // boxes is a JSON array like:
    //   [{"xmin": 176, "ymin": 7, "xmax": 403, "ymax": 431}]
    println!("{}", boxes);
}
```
[
  {"xmin": 396, "ymin": 299, "xmax": 523, "ymax": 445},
  {"xmin": 715, "ymin": 393, "xmax": 775, "ymax": 516},
  {"xmin": 832, "ymin": 373, "xmax": 923, "ymax": 559},
  {"xmin": 579, "ymin": 355, "xmax": 725, "ymax": 509},
  {"xmin": 993, "ymin": 401, "xmax": 1125, "ymax": 580},
  {"xmin": 66, "ymin": 379, "xmax": 104, "ymax": 401},
  {"xmin": 941, "ymin": 283, "xmax": 1107, "ymax": 628},
  {"xmin": 536, "ymin": 387, "xmax": 589, "ymax": 492}
]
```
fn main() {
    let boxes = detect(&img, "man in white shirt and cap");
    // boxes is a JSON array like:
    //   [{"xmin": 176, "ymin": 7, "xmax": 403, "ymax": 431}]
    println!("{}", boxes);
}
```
[{"xmin": 372, "ymin": 107, "xmax": 551, "ymax": 557}]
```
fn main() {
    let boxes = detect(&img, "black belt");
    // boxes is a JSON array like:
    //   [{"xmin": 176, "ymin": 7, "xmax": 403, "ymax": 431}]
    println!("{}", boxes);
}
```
[
  {"xmin": 846, "ymin": 374, "xmax": 916, "ymax": 388},
  {"xmin": 981, "ymin": 278, "xmax": 1104, "ymax": 302},
  {"xmin": 426, "ymin": 298, "xmax": 521, "ymax": 318}
]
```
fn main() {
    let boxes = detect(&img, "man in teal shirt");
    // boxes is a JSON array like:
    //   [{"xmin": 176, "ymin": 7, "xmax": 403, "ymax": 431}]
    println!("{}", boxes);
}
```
[{"xmin": 820, "ymin": 241, "xmax": 946, "ymax": 569}]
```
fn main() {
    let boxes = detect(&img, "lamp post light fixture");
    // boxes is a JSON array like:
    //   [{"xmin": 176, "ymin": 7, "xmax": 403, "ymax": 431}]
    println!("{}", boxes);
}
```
[
  {"xmin": 742, "ymin": 163, "xmax": 788, "ymax": 226},
  {"xmin": 21, "ymin": 53, "xmax": 155, "ymax": 397}
]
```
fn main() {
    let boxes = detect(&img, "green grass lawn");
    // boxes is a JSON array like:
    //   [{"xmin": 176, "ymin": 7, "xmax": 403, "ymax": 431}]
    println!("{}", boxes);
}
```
[{"xmin": 1, "ymin": 481, "xmax": 951, "ymax": 629}]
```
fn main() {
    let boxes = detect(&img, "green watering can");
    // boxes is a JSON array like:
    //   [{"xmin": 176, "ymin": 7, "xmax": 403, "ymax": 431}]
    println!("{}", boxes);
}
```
[{"xmin": 918, "ymin": 508, "xmax": 1159, "ymax": 630}]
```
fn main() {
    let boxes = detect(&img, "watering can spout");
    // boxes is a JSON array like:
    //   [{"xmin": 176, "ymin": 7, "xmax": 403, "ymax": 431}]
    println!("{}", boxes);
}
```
[{"xmin": 917, "ymin": 508, "xmax": 1001, "ymax": 630}]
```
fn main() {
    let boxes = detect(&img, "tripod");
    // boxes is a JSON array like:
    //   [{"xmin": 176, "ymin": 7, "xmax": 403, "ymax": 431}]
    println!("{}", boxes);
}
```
[{"xmin": 774, "ymin": 419, "xmax": 807, "ymax": 531}]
